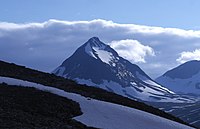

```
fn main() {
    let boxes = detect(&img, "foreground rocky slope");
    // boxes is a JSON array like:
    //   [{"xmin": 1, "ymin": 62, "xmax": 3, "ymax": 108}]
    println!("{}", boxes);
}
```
[
  {"xmin": 0, "ymin": 83, "xmax": 95, "ymax": 129},
  {"xmin": 0, "ymin": 77, "xmax": 194, "ymax": 129}
]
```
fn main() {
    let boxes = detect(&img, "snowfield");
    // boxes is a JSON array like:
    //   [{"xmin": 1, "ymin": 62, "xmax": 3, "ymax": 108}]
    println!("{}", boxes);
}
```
[
  {"xmin": 75, "ymin": 78, "xmax": 192, "ymax": 103},
  {"xmin": 0, "ymin": 76, "xmax": 194, "ymax": 129}
]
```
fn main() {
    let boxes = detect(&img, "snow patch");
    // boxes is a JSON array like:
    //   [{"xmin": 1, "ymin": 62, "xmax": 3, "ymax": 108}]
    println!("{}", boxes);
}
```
[
  {"xmin": 85, "ymin": 43, "xmax": 97, "ymax": 59},
  {"xmin": 136, "ymin": 72, "xmax": 174, "ymax": 94},
  {"xmin": 93, "ymin": 47, "xmax": 114, "ymax": 65},
  {"xmin": 84, "ymin": 39, "xmax": 116, "ymax": 65}
]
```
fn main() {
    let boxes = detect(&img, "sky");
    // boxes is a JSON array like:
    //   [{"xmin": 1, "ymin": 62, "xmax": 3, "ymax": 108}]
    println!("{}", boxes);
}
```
[
  {"xmin": 1, "ymin": 0, "xmax": 200, "ymax": 78},
  {"xmin": 1, "ymin": 0, "xmax": 200, "ymax": 29}
]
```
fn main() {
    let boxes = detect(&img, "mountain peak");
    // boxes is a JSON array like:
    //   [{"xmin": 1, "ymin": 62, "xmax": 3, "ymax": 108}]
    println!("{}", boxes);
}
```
[
  {"xmin": 85, "ymin": 37, "xmax": 107, "ymax": 49},
  {"xmin": 83, "ymin": 37, "xmax": 113, "ymax": 61},
  {"xmin": 52, "ymin": 37, "xmax": 189, "ymax": 103},
  {"xmin": 88, "ymin": 37, "xmax": 100, "ymax": 42}
]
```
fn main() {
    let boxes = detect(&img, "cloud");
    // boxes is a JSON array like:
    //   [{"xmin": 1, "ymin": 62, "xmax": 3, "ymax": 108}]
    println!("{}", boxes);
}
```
[
  {"xmin": 1, "ymin": 19, "xmax": 200, "ymax": 78},
  {"xmin": 177, "ymin": 49, "xmax": 200, "ymax": 63},
  {"xmin": 110, "ymin": 39, "xmax": 155, "ymax": 63}
]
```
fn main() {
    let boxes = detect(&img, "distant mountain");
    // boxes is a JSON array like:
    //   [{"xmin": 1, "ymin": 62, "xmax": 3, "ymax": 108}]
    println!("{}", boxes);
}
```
[
  {"xmin": 53, "ymin": 37, "xmax": 191, "ymax": 102},
  {"xmin": 156, "ymin": 60, "xmax": 200, "ymax": 95}
]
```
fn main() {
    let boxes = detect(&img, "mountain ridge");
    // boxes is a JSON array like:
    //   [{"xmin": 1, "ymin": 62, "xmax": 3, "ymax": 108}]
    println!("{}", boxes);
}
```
[
  {"xmin": 156, "ymin": 60, "xmax": 200, "ymax": 95},
  {"xmin": 163, "ymin": 60, "xmax": 200, "ymax": 79}
]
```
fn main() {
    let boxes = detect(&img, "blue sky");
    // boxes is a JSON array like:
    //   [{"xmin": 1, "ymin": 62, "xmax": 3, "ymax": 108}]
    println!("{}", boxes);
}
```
[{"xmin": 1, "ymin": 0, "xmax": 200, "ymax": 29}]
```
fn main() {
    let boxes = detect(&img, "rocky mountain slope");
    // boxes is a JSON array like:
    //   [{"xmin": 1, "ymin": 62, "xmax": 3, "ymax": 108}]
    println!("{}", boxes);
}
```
[{"xmin": 53, "ymin": 37, "xmax": 193, "ymax": 103}]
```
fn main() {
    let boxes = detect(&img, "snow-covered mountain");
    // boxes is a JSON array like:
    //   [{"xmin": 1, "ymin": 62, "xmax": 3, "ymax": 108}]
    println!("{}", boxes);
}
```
[
  {"xmin": 53, "ymin": 37, "xmax": 191, "ymax": 102},
  {"xmin": 156, "ymin": 60, "xmax": 200, "ymax": 95},
  {"xmin": 0, "ymin": 76, "xmax": 194, "ymax": 129}
]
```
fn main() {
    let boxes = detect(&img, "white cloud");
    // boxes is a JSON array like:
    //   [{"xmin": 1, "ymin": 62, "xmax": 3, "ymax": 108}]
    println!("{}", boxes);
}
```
[
  {"xmin": 110, "ymin": 39, "xmax": 155, "ymax": 63},
  {"xmin": 0, "ymin": 22, "xmax": 44, "ymax": 30},
  {"xmin": 1, "ymin": 19, "xmax": 200, "ymax": 78},
  {"xmin": 177, "ymin": 49, "xmax": 200, "ymax": 63}
]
